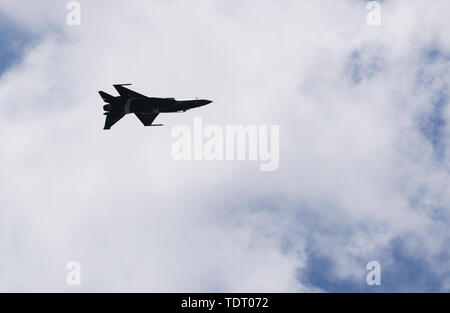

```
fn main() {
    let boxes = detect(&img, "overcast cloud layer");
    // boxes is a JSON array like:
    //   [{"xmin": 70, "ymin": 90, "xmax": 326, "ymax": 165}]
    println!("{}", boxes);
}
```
[{"xmin": 0, "ymin": 0, "xmax": 449, "ymax": 292}]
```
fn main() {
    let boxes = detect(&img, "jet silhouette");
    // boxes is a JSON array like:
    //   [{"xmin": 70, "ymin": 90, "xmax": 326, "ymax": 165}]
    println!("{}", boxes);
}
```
[{"xmin": 99, "ymin": 84, "xmax": 212, "ymax": 129}]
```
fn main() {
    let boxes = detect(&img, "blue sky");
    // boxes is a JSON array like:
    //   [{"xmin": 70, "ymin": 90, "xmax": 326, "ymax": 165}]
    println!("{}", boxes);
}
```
[
  {"xmin": 417, "ymin": 48, "xmax": 449, "ymax": 160},
  {"xmin": 0, "ymin": 0, "xmax": 448, "ymax": 292},
  {"xmin": 0, "ymin": 13, "xmax": 31, "ymax": 75},
  {"xmin": 302, "ymin": 236, "xmax": 445, "ymax": 292}
]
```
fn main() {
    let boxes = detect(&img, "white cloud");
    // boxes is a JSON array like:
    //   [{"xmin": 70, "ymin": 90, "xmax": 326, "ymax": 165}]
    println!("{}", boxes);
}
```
[{"xmin": 0, "ymin": 0, "xmax": 448, "ymax": 291}]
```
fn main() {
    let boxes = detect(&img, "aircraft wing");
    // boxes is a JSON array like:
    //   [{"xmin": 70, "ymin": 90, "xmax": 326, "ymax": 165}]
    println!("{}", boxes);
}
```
[
  {"xmin": 113, "ymin": 84, "xmax": 147, "ymax": 99},
  {"xmin": 135, "ymin": 112, "xmax": 159, "ymax": 126},
  {"xmin": 104, "ymin": 112, "xmax": 124, "ymax": 130}
]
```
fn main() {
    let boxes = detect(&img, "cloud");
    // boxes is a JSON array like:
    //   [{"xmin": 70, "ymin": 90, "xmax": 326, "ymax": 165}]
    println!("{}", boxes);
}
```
[{"xmin": 0, "ymin": 0, "xmax": 448, "ymax": 292}]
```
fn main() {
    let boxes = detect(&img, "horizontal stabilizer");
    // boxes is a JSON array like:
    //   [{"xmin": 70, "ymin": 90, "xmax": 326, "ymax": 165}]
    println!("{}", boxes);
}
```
[{"xmin": 104, "ymin": 112, "xmax": 124, "ymax": 130}]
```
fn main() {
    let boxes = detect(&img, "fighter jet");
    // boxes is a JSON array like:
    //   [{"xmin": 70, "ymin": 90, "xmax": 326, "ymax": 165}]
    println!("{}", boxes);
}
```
[{"xmin": 99, "ymin": 84, "xmax": 212, "ymax": 129}]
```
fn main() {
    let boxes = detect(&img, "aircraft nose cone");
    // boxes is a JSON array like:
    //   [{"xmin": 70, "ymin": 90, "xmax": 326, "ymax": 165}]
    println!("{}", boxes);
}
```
[{"xmin": 197, "ymin": 99, "xmax": 213, "ymax": 106}]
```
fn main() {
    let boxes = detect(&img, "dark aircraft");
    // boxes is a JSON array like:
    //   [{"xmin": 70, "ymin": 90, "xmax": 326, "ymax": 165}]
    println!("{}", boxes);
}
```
[{"xmin": 99, "ymin": 84, "xmax": 212, "ymax": 129}]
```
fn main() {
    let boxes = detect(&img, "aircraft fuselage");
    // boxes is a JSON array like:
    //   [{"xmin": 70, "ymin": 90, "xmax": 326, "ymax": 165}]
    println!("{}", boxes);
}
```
[{"xmin": 103, "ymin": 97, "xmax": 212, "ymax": 115}]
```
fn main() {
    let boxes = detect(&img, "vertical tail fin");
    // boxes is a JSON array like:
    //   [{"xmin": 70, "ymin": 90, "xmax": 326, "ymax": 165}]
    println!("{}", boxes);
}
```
[{"xmin": 98, "ymin": 91, "xmax": 116, "ymax": 103}]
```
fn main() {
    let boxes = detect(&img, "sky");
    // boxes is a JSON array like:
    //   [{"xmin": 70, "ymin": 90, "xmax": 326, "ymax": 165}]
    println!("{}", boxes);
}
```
[{"xmin": 0, "ymin": 0, "xmax": 449, "ymax": 292}]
